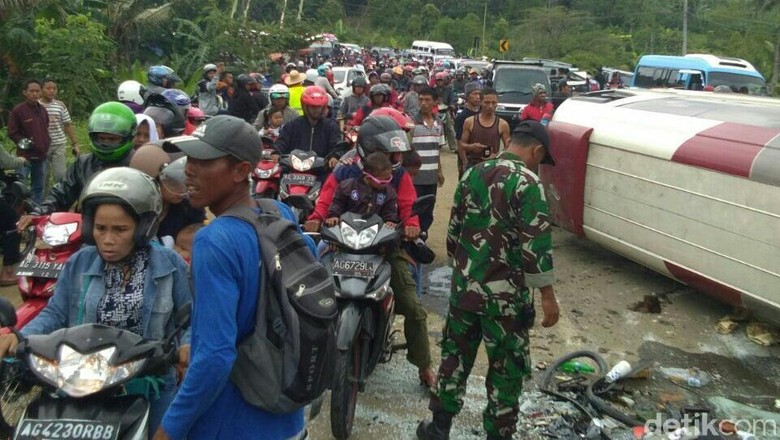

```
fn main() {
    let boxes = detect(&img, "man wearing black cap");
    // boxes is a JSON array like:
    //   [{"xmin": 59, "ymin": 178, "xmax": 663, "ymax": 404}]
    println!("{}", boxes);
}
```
[
  {"xmin": 417, "ymin": 120, "xmax": 559, "ymax": 440},
  {"xmin": 156, "ymin": 115, "xmax": 307, "ymax": 440}
]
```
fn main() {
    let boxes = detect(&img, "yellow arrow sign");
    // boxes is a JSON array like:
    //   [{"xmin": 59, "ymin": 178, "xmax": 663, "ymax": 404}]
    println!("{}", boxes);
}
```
[{"xmin": 499, "ymin": 39, "xmax": 510, "ymax": 52}]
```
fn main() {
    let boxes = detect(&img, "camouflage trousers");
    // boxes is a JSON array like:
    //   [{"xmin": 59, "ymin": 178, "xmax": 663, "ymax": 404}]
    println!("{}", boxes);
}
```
[{"xmin": 429, "ymin": 302, "xmax": 532, "ymax": 438}]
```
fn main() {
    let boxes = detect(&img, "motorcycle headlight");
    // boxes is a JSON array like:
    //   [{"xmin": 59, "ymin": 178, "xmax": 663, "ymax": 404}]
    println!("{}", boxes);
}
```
[
  {"xmin": 291, "ymin": 155, "xmax": 315, "ymax": 172},
  {"xmin": 42, "ymin": 222, "xmax": 78, "ymax": 247},
  {"xmin": 30, "ymin": 345, "xmax": 145, "ymax": 397},
  {"xmin": 340, "ymin": 223, "xmax": 379, "ymax": 250},
  {"xmin": 256, "ymin": 167, "xmax": 276, "ymax": 179}
]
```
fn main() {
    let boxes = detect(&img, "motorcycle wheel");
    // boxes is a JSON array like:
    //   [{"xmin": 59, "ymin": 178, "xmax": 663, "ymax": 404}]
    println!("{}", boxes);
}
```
[
  {"xmin": 0, "ymin": 359, "xmax": 39, "ymax": 425},
  {"xmin": 330, "ymin": 342, "xmax": 361, "ymax": 439}
]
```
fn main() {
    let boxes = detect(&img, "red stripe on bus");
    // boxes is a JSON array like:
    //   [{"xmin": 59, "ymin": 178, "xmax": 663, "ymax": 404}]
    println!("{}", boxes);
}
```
[
  {"xmin": 672, "ymin": 123, "xmax": 777, "ymax": 177},
  {"xmin": 664, "ymin": 261, "xmax": 743, "ymax": 307}
]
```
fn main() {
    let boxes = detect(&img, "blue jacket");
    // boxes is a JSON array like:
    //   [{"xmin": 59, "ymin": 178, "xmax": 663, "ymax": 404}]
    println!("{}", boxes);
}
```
[{"xmin": 21, "ymin": 244, "xmax": 193, "ymax": 343}]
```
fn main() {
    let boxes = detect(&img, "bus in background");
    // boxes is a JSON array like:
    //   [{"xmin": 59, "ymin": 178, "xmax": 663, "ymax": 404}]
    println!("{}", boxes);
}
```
[
  {"xmin": 631, "ymin": 54, "xmax": 769, "ymax": 95},
  {"xmin": 410, "ymin": 40, "xmax": 456, "ymax": 64}
]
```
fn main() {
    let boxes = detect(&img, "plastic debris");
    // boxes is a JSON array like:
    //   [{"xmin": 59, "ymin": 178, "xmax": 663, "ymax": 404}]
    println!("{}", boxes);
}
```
[
  {"xmin": 659, "ymin": 367, "xmax": 711, "ymax": 388},
  {"xmin": 746, "ymin": 322, "xmax": 776, "ymax": 346}
]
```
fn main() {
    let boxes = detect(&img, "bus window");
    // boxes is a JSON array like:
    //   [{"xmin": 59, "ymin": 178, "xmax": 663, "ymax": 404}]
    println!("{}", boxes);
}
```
[{"xmin": 635, "ymin": 67, "xmax": 656, "ymax": 87}]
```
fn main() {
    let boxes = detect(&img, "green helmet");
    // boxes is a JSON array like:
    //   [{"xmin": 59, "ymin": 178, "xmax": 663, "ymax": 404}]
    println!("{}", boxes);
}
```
[
  {"xmin": 80, "ymin": 167, "xmax": 163, "ymax": 247},
  {"xmin": 88, "ymin": 102, "xmax": 137, "ymax": 163}
]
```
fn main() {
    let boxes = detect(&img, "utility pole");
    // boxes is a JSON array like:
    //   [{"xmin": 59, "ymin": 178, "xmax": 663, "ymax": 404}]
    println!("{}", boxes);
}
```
[
  {"xmin": 682, "ymin": 0, "xmax": 688, "ymax": 55},
  {"xmin": 481, "ymin": 0, "xmax": 487, "ymax": 56},
  {"xmin": 297, "ymin": 0, "xmax": 304, "ymax": 21}
]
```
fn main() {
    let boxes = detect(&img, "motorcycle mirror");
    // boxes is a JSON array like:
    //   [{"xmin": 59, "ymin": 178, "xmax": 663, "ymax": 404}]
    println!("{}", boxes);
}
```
[
  {"xmin": 174, "ymin": 302, "xmax": 192, "ymax": 330},
  {"xmin": 411, "ymin": 195, "xmax": 435, "ymax": 216},
  {"xmin": 0, "ymin": 298, "xmax": 17, "ymax": 328},
  {"xmin": 285, "ymin": 195, "xmax": 314, "ymax": 211}
]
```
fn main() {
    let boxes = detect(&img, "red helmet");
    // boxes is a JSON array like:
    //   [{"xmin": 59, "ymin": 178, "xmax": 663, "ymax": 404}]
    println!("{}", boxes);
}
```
[
  {"xmin": 187, "ymin": 107, "xmax": 206, "ymax": 122},
  {"xmin": 403, "ymin": 65, "xmax": 414, "ymax": 72},
  {"xmin": 435, "ymin": 72, "xmax": 447, "ymax": 81},
  {"xmin": 371, "ymin": 107, "xmax": 415, "ymax": 132},
  {"xmin": 301, "ymin": 86, "xmax": 329, "ymax": 107}
]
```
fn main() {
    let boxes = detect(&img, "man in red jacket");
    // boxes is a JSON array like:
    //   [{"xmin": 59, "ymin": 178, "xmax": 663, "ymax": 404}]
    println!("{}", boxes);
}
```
[{"xmin": 8, "ymin": 79, "xmax": 51, "ymax": 204}]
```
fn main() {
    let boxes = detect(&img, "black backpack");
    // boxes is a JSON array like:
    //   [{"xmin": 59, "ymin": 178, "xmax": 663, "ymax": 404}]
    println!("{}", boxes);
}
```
[{"xmin": 224, "ymin": 199, "xmax": 337, "ymax": 414}]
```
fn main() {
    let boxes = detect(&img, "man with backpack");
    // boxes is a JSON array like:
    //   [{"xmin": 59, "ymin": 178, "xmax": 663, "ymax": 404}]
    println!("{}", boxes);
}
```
[{"xmin": 156, "ymin": 115, "xmax": 330, "ymax": 440}]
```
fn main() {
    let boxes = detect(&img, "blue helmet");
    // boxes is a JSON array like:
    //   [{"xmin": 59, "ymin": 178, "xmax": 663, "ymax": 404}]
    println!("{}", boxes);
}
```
[
  {"xmin": 161, "ymin": 89, "xmax": 191, "ymax": 109},
  {"xmin": 147, "ymin": 65, "xmax": 181, "ymax": 86},
  {"xmin": 317, "ymin": 64, "xmax": 328, "ymax": 77}
]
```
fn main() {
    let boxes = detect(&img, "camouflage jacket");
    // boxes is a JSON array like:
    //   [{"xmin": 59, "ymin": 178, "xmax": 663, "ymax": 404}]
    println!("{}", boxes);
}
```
[{"xmin": 447, "ymin": 152, "xmax": 554, "ymax": 312}]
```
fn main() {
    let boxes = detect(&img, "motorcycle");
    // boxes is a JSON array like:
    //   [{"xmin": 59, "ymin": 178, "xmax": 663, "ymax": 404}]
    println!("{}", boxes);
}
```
[
  {"xmin": 252, "ymin": 144, "xmax": 282, "ymax": 199},
  {"xmin": 0, "ymin": 297, "xmax": 191, "ymax": 440},
  {"xmin": 321, "ymin": 196, "xmax": 433, "ymax": 439},
  {"xmin": 14, "ymin": 213, "xmax": 83, "ymax": 330},
  {"xmin": 278, "ymin": 143, "xmax": 349, "ymax": 223}
]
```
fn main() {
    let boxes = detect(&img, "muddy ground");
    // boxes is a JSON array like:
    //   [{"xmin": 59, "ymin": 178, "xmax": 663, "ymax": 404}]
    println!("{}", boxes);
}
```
[{"xmin": 1, "ymin": 151, "xmax": 778, "ymax": 439}]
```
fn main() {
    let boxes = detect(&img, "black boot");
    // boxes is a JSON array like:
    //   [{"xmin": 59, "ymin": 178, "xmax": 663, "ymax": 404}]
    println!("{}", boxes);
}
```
[{"xmin": 416, "ymin": 411, "xmax": 453, "ymax": 440}]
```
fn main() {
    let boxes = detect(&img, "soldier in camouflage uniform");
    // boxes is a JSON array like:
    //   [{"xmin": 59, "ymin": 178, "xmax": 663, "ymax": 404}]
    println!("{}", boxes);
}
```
[{"xmin": 417, "ymin": 120, "xmax": 560, "ymax": 440}]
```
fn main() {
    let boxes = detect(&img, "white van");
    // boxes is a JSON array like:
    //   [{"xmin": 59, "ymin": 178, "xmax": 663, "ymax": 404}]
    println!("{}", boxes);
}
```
[{"xmin": 410, "ymin": 40, "xmax": 456, "ymax": 63}]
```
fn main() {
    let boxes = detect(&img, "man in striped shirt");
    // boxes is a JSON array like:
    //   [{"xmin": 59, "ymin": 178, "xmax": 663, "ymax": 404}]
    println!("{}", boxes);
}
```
[
  {"xmin": 411, "ymin": 87, "xmax": 446, "ymax": 234},
  {"xmin": 41, "ymin": 79, "xmax": 80, "ymax": 182}
]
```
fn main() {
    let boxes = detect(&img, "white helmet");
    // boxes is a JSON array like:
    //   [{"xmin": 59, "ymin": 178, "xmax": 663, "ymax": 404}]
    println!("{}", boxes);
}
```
[
  {"xmin": 117, "ymin": 80, "xmax": 145, "ymax": 106},
  {"xmin": 268, "ymin": 83, "xmax": 290, "ymax": 97},
  {"xmin": 297, "ymin": 60, "xmax": 305, "ymax": 68},
  {"xmin": 324, "ymin": 61, "xmax": 333, "ymax": 69},
  {"xmin": 203, "ymin": 63, "xmax": 218, "ymax": 73},
  {"xmin": 305, "ymin": 69, "xmax": 319, "ymax": 84}
]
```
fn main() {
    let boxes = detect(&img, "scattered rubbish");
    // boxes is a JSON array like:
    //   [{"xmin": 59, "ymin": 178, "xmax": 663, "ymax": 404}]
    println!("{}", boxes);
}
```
[
  {"xmin": 558, "ymin": 360, "xmax": 596, "ymax": 374},
  {"xmin": 715, "ymin": 318, "xmax": 738, "ymax": 335},
  {"xmin": 605, "ymin": 360, "xmax": 632, "ymax": 383},
  {"xmin": 659, "ymin": 367, "xmax": 711, "ymax": 388},
  {"xmin": 775, "ymin": 398, "xmax": 780, "ymax": 409},
  {"xmin": 617, "ymin": 396, "xmax": 635, "ymax": 408},
  {"xmin": 746, "ymin": 322, "xmax": 776, "ymax": 346},
  {"xmin": 535, "ymin": 361, "xmax": 548, "ymax": 371},
  {"xmin": 629, "ymin": 295, "xmax": 662, "ymax": 314},
  {"xmin": 666, "ymin": 426, "xmax": 700, "ymax": 439}
]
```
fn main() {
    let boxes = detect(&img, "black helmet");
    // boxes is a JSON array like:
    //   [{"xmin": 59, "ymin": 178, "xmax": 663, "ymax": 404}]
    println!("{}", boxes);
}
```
[
  {"xmin": 80, "ymin": 167, "xmax": 163, "ymax": 247},
  {"xmin": 357, "ymin": 115, "xmax": 411, "ymax": 169},
  {"xmin": 352, "ymin": 76, "xmax": 368, "ymax": 89},
  {"xmin": 143, "ymin": 94, "xmax": 185, "ymax": 138},
  {"xmin": 236, "ymin": 74, "xmax": 257, "ymax": 88},
  {"xmin": 369, "ymin": 83, "xmax": 392, "ymax": 99}
]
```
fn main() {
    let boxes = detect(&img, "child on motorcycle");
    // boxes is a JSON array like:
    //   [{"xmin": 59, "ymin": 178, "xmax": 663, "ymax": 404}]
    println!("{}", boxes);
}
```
[
  {"xmin": 258, "ymin": 107, "xmax": 284, "ymax": 141},
  {"xmin": 325, "ymin": 152, "xmax": 399, "ymax": 229}
]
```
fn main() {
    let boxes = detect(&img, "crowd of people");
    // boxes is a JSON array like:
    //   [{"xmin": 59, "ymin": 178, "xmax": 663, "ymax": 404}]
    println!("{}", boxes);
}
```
[{"xmin": 0, "ymin": 47, "xmax": 563, "ymax": 439}]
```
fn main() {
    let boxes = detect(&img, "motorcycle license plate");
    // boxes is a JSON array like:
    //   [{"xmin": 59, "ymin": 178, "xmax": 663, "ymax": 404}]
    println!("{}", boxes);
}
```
[
  {"xmin": 282, "ymin": 173, "xmax": 317, "ymax": 187},
  {"xmin": 15, "ymin": 419, "xmax": 120, "ymax": 440},
  {"xmin": 333, "ymin": 258, "xmax": 376, "ymax": 278},
  {"xmin": 15, "ymin": 254, "xmax": 65, "ymax": 279}
]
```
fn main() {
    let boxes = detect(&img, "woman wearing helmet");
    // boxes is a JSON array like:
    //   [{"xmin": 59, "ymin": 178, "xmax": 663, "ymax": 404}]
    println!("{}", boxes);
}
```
[
  {"xmin": 130, "ymin": 145, "xmax": 205, "ymax": 247},
  {"xmin": 1, "ymin": 167, "xmax": 193, "ymax": 434},
  {"xmin": 117, "ymin": 80, "xmax": 146, "ymax": 114},
  {"xmin": 337, "ymin": 75, "xmax": 369, "ymax": 130},
  {"xmin": 197, "ymin": 63, "xmax": 222, "ymax": 116},
  {"xmin": 303, "ymin": 115, "xmax": 434, "ymax": 386},
  {"xmin": 187, "ymin": 107, "xmax": 207, "ymax": 129},
  {"xmin": 253, "ymin": 83, "xmax": 298, "ymax": 130},
  {"xmin": 348, "ymin": 83, "xmax": 392, "ymax": 128},
  {"xmin": 315, "ymin": 65, "xmax": 339, "ymax": 99}
]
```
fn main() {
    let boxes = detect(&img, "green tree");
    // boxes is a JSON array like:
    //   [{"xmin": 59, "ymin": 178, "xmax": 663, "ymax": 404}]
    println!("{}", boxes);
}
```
[{"xmin": 32, "ymin": 14, "xmax": 115, "ymax": 116}]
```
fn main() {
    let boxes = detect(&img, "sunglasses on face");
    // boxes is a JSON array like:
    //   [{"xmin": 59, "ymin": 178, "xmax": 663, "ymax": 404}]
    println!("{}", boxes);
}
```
[{"xmin": 364, "ymin": 171, "xmax": 393, "ymax": 186}]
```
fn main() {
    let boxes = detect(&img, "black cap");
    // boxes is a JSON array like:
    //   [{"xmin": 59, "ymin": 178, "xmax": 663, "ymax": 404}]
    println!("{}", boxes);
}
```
[
  {"xmin": 168, "ymin": 115, "xmax": 262, "ymax": 164},
  {"xmin": 512, "ymin": 120, "xmax": 555, "ymax": 165}
]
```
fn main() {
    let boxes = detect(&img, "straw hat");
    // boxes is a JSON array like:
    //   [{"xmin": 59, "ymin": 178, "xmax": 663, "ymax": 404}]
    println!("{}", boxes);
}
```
[{"xmin": 285, "ymin": 70, "xmax": 305, "ymax": 85}]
